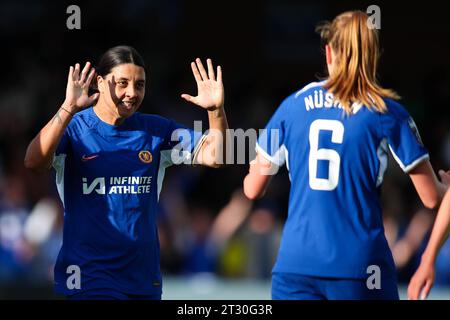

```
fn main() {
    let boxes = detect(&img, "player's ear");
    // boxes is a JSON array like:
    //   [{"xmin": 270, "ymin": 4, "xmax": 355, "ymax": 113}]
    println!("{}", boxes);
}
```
[
  {"xmin": 97, "ymin": 75, "xmax": 105, "ymax": 93},
  {"xmin": 325, "ymin": 44, "xmax": 332, "ymax": 66}
]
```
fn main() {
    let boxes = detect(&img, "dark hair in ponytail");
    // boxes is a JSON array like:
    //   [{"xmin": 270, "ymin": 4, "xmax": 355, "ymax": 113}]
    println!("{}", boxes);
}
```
[{"xmin": 90, "ymin": 45, "xmax": 145, "ymax": 92}]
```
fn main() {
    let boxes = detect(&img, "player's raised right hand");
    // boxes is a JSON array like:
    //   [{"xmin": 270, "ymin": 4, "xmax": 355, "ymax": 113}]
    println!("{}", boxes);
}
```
[{"xmin": 64, "ymin": 62, "xmax": 99, "ymax": 113}]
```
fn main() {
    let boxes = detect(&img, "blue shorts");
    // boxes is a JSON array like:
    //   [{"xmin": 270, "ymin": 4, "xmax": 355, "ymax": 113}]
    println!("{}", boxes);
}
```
[
  {"xmin": 272, "ymin": 272, "xmax": 399, "ymax": 300},
  {"xmin": 66, "ymin": 289, "xmax": 161, "ymax": 300}
]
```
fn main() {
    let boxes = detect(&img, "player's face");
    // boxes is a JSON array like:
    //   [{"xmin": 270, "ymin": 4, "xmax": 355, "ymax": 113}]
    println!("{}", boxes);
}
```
[{"xmin": 99, "ymin": 63, "xmax": 146, "ymax": 119}]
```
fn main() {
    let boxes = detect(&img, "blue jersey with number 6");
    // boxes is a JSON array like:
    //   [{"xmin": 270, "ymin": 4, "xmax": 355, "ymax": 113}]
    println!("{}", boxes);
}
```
[{"xmin": 257, "ymin": 81, "xmax": 429, "ymax": 279}]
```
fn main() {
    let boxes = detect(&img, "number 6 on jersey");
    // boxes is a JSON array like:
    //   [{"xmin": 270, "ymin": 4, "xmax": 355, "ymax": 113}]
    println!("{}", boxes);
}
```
[{"xmin": 309, "ymin": 119, "xmax": 344, "ymax": 191}]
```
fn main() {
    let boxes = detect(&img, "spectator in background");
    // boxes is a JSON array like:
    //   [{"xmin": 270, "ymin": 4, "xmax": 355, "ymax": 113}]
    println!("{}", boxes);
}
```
[
  {"xmin": 0, "ymin": 173, "xmax": 32, "ymax": 282},
  {"xmin": 0, "ymin": 172, "xmax": 61, "ymax": 289},
  {"xmin": 219, "ymin": 200, "xmax": 281, "ymax": 280},
  {"xmin": 165, "ymin": 189, "xmax": 253, "ymax": 276}
]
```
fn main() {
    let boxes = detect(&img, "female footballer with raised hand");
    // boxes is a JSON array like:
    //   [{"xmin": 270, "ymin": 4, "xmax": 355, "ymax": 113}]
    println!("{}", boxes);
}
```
[
  {"xmin": 243, "ymin": 11, "xmax": 449, "ymax": 300},
  {"xmin": 24, "ymin": 46, "xmax": 228, "ymax": 300}
]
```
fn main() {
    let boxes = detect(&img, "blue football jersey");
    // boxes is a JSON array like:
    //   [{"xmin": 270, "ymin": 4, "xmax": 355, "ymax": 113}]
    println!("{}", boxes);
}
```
[
  {"xmin": 257, "ymin": 81, "xmax": 429, "ymax": 279},
  {"xmin": 52, "ymin": 107, "xmax": 204, "ymax": 295}
]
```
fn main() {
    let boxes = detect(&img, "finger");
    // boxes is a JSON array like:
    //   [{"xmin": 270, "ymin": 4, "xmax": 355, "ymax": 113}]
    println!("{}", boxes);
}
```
[
  {"xmin": 407, "ymin": 284, "xmax": 418, "ymax": 300},
  {"xmin": 73, "ymin": 63, "xmax": 81, "ymax": 81},
  {"xmin": 87, "ymin": 93, "xmax": 100, "ymax": 105},
  {"xmin": 68, "ymin": 66, "xmax": 74, "ymax": 83},
  {"xmin": 407, "ymin": 279, "xmax": 420, "ymax": 300},
  {"xmin": 421, "ymin": 280, "xmax": 433, "ymax": 300},
  {"xmin": 207, "ymin": 58, "xmax": 215, "ymax": 80},
  {"xmin": 439, "ymin": 170, "xmax": 450, "ymax": 185},
  {"xmin": 217, "ymin": 65, "xmax": 223, "ymax": 84},
  {"xmin": 412, "ymin": 283, "xmax": 422, "ymax": 300},
  {"xmin": 196, "ymin": 58, "xmax": 208, "ymax": 81},
  {"xmin": 79, "ymin": 62, "xmax": 91, "ymax": 83},
  {"xmin": 85, "ymin": 68, "xmax": 96, "ymax": 87},
  {"xmin": 438, "ymin": 169, "xmax": 450, "ymax": 178},
  {"xmin": 191, "ymin": 62, "xmax": 202, "ymax": 82},
  {"xmin": 181, "ymin": 94, "xmax": 196, "ymax": 103}
]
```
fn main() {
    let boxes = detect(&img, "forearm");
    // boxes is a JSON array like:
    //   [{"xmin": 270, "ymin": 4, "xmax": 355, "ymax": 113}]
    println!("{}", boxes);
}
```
[
  {"xmin": 243, "ymin": 173, "xmax": 264, "ymax": 200},
  {"xmin": 197, "ymin": 107, "xmax": 229, "ymax": 167},
  {"xmin": 208, "ymin": 106, "xmax": 228, "ymax": 152},
  {"xmin": 421, "ymin": 188, "xmax": 450, "ymax": 265},
  {"xmin": 24, "ymin": 102, "xmax": 74, "ymax": 171},
  {"xmin": 243, "ymin": 155, "xmax": 274, "ymax": 200}
]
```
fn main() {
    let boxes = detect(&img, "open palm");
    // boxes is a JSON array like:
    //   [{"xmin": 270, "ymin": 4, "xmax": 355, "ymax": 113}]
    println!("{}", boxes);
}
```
[
  {"xmin": 65, "ymin": 62, "xmax": 99, "ymax": 111},
  {"xmin": 181, "ymin": 58, "xmax": 224, "ymax": 111}
]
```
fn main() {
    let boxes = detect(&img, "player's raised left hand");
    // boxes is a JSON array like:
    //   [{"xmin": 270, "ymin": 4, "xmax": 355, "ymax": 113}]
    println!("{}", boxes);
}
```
[{"xmin": 181, "ymin": 58, "xmax": 224, "ymax": 111}]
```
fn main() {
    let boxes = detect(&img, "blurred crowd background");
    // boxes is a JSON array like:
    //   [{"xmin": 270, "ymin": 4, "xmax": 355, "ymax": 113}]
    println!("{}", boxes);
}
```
[{"xmin": 1, "ymin": 0, "xmax": 450, "ymax": 299}]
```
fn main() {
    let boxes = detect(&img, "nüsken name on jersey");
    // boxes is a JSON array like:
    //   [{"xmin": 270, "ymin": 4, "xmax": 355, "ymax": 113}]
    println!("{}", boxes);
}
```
[
  {"xmin": 82, "ymin": 176, "xmax": 152, "ymax": 195},
  {"xmin": 304, "ymin": 90, "xmax": 343, "ymax": 111}
]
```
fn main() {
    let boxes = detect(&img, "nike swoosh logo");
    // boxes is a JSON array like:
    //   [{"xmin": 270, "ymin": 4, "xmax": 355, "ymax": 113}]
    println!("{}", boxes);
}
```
[{"xmin": 81, "ymin": 154, "xmax": 99, "ymax": 161}]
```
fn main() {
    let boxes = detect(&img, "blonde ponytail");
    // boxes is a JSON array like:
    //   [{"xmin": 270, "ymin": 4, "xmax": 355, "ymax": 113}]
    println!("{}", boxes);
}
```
[{"xmin": 316, "ymin": 11, "xmax": 399, "ymax": 114}]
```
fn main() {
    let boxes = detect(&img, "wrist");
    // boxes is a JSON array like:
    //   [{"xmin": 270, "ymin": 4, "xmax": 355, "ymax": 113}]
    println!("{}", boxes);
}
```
[
  {"xmin": 421, "ymin": 251, "xmax": 436, "ymax": 266},
  {"xmin": 208, "ymin": 105, "xmax": 225, "ymax": 117},
  {"xmin": 62, "ymin": 100, "xmax": 78, "ymax": 114}
]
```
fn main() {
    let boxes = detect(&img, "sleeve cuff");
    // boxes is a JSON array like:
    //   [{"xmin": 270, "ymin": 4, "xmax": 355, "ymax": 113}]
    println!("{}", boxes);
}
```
[
  {"xmin": 388, "ymin": 145, "xmax": 430, "ymax": 173},
  {"xmin": 255, "ymin": 143, "xmax": 286, "ymax": 167}
]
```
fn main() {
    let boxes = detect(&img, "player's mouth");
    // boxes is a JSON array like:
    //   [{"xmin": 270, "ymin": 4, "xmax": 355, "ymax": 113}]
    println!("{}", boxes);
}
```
[{"xmin": 119, "ymin": 101, "xmax": 136, "ymax": 109}]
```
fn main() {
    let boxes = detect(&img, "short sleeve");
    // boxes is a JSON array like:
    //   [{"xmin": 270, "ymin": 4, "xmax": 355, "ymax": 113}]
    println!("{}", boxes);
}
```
[
  {"xmin": 161, "ymin": 120, "xmax": 206, "ymax": 166},
  {"xmin": 382, "ymin": 101, "xmax": 429, "ymax": 173},
  {"xmin": 55, "ymin": 129, "xmax": 70, "ymax": 156},
  {"xmin": 52, "ymin": 127, "xmax": 72, "ymax": 196},
  {"xmin": 256, "ymin": 97, "xmax": 290, "ymax": 166}
]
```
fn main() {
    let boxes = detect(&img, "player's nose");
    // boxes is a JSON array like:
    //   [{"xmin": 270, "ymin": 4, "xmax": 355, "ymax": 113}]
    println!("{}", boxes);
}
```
[{"xmin": 125, "ymin": 84, "xmax": 137, "ymax": 98}]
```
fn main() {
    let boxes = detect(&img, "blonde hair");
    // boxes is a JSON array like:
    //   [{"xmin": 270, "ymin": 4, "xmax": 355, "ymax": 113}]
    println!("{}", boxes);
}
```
[{"xmin": 316, "ymin": 10, "xmax": 400, "ymax": 114}]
